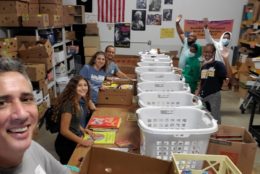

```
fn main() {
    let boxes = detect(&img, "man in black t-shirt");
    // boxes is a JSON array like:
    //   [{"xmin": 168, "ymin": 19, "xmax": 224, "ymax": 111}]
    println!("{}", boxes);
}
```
[{"xmin": 196, "ymin": 43, "xmax": 227, "ymax": 124}]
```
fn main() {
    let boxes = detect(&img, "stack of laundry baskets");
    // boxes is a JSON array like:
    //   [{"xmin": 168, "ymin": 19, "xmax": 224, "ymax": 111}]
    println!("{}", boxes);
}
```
[{"xmin": 135, "ymin": 51, "xmax": 218, "ymax": 161}]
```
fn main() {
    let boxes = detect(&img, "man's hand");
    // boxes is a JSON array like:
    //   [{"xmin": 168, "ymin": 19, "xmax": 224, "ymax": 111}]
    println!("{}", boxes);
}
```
[
  {"xmin": 203, "ymin": 17, "xmax": 209, "ymax": 28},
  {"xmin": 176, "ymin": 14, "xmax": 182, "ymax": 23}
]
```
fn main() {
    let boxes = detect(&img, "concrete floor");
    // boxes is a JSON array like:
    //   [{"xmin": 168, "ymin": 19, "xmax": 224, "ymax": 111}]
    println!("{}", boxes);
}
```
[{"xmin": 34, "ymin": 90, "xmax": 260, "ymax": 173}]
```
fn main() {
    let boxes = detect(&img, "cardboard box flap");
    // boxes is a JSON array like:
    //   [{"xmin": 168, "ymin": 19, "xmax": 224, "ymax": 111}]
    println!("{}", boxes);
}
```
[
  {"xmin": 18, "ymin": 39, "xmax": 53, "ymax": 59},
  {"xmin": 80, "ymin": 147, "xmax": 174, "ymax": 174},
  {"xmin": 207, "ymin": 124, "xmax": 257, "ymax": 174}
]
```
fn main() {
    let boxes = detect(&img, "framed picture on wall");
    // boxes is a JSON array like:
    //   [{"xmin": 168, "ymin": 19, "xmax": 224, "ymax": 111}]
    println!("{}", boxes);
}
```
[
  {"xmin": 164, "ymin": 0, "xmax": 173, "ymax": 5},
  {"xmin": 147, "ymin": 14, "xmax": 161, "ymax": 25},
  {"xmin": 148, "ymin": 0, "xmax": 161, "ymax": 12},
  {"xmin": 114, "ymin": 23, "xmax": 131, "ymax": 48},
  {"xmin": 163, "ymin": 9, "xmax": 172, "ymax": 21},
  {"xmin": 132, "ymin": 10, "xmax": 146, "ymax": 31},
  {"xmin": 136, "ymin": 0, "xmax": 147, "ymax": 9},
  {"xmin": 77, "ymin": 0, "xmax": 92, "ymax": 12}
]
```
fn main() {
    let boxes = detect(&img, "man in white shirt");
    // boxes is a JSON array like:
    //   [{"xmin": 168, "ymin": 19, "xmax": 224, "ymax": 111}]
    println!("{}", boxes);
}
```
[{"xmin": 0, "ymin": 58, "xmax": 70, "ymax": 174}]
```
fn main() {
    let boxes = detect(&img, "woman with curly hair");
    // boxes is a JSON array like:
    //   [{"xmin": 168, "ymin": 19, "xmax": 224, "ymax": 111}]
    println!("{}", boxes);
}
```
[{"xmin": 54, "ymin": 75, "xmax": 98, "ymax": 164}]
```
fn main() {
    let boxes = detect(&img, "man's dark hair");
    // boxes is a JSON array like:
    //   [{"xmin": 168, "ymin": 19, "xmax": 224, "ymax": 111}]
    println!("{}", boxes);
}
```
[{"xmin": 105, "ymin": 45, "xmax": 115, "ymax": 52}]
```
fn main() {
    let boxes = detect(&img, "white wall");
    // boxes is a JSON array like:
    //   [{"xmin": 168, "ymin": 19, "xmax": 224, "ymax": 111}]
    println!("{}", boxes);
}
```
[
  {"xmin": 0, "ymin": 0, "xmax": 247, "ymax": 56},
  {"xmin": 85, "ymin": 0, "xmax": 247, "ymax": 55}
]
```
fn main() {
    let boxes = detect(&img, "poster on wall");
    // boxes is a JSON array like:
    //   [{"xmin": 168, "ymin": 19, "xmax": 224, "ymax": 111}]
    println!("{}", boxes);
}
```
[
  {"xmin": 132, "ymin": 10, "xmax": 146, "ymax": 31},
  {"xmin": 163, "ymin": 9, "xmax": 172, "ymax": 21},
  {"xmin": 148, "ymin": 0, "xmax": 161, "ymax": 12},
  {"xmin": 136, "ymin": 0, "xmax": 147, "ymax": 9},
  {"xmin": 147, "ymin": 14, "xmax": 162, "ymax": 25},
  {"xmin": 76, "ymin": 0, "xmax": 92, "ymax": 12},
  {"xmin": 184, "ymin": 19, "xmax": 233, "ymax": 39},
  {"xmin": 160, "ymin": 28, "xmax": 174, "ymax": 38},
  {"xmin": 164, "ymin": 0, "xmax": 173, "ymax": 5},
  {"xmin": 114, "ymin": 23, "xmax": 131, "ymax": 48}
]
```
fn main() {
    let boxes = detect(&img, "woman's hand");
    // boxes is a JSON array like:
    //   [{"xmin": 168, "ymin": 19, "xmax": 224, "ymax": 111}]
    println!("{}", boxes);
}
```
[
  {"xmin": 85, "ymin": 129, "xmax": 104, "ymax": 140},
  {"xmin": 89, "ymin": 100, "xmax": 96, "ymax": 110},
  {"xmin": 100, "ymin": 84, "xmax": 107, "ymax": 91},
  {"xmin": 80, "ymin": 139, "xmax": 93, "ymax": 147}
]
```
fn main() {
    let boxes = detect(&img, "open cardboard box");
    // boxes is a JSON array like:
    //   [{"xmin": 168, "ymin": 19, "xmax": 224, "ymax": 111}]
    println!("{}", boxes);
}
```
[
  {"xmin": 79, "ymin": 146, "xmax": 174, "ymax": 174},
  {"xmin": 97, "ymin": 80, "xmax": 134, "ymax": 105},
  {"xmin": 207, "ymin": 124, "xmax": 257, "ymax": 174}
]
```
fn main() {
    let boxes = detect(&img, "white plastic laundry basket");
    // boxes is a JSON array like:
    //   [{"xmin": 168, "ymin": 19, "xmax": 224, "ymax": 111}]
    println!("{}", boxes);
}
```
[
  {"xmin": 135, "ymin": 66, "xmax": 174, "ymax": 82},
  {"xmin": 141, "ymin": 57, "xmax": 172, "ymax": 62},
  {"xmin": 140, "ymin": 54, "xmax": 170, "ymax": 59},
  {"xmin": 136, "ymin": 107, "xmax": 218, "ymax": 160},
  {"xmin": 139, "ymin": 72, "xmax": 184, "ymax": 82},
  {"xmin": 137, "ymin": 81, "xmax": 190, "ymax": 93},
  {"xmin": 137, "ymin": 92, "xmax": 202, "ymax": 109},
  {"xmin": 137, "ymin": 61, "xmax": 172, "ymax": 67}
]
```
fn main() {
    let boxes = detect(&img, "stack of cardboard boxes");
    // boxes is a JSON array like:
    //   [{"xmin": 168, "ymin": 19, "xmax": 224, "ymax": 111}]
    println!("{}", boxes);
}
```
[
  {"xmin": 83, "ymin": 23, "xmax": 100, "ymax": 64},
  {"xmin": 0, "ymin": 37, "xmax": 18, "ymax": 58},
  {"xmin": 114, "ymin": 54, "xmax": 140, "ymax": 79},
  {"xmin": 0, "ymin": 0, "xmax": 85, "ymax": 27}
]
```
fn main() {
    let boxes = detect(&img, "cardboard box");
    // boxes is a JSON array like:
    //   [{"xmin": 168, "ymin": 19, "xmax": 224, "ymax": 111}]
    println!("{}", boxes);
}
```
[
  {"xmin": 0, "ymin": 14, "xmax": 21, "ymax": 27},
  {"xmin": 39, "ymin": 0, "xmax": 62, "ymax": 4},
  {"xmin": 63, "ymin": 5, "xmax": 76, "ymax": 15},
  {"xmin": 28, "ymin": 3, "xmax": 39, "ymax": 14},
  {"xmin": 207, "ymin": 124, "xmax": 257, "ymax": 174},
  {"xmin": 85, "ymin": 23, "xmax": 99, "ymax": 35},
  {"xmin": 25, "ymin": 63, "xmax": 46, "ymax": 81},
  {"xmin": 39, "ymin": 4, "xmax": 63, "ymax": 15},
  {"xmin": 22, "ymin": 14, "xmax": 49, "ymax": 27},
  {"xmin": 0, "ymin": 1, "xmax": 28, "ymax": 15},
  {"xmin": 21, "ymin": 56, "xmax": 52, "ymax": 71},
  {"xmin": 97, "ymin": 80, "xmax": 134, "ymax": 105},
  {"xmin": 63, "ymin": 14, "xmax": 74, "ymax": 26},
  {"xmin": 16, "ymin": 35, "xmax": 38, "ymax": 50},
  {"xmin": 48, "ymin": 14, "xmax": 63, "ymax": 27},
  {"xmin": 84, "ymin": 47, "xmax": 98, "ymax": 57},
  {"xmin": 85, "ymin": 56, "xmax": 91, "ymax": 64},
  {"xmin": 0, "ymin": 51, "xmax": 17, "ymax": 59},
  {"xmin": 29, "ymin": 0, "xmax": 39, "ymax": 4},
  {"xmin": 37, "ymin": 101, "xmax": 48, "ymax": 120},
  {"xmin": 0, "ymin": 37, "xmax": 18, "ymax": 53},
  {"xmin": 65, "ymin": 31, "xmax": 76, "ymax": 40},
  {"xmin": 119, "ymin": 65, "xmax": 136, "ymax": 74},
  {"xmin": 79, "ymin": 147, "xmax": 174, "ymax": 174},
  {"xmin": 18, "ymin": 39, "xmax": 52, "ymax": 59},
  {"xmin": 114, "ymin": 55, "xmax": 140, "ymax": 66},
  {"xmin": 83, "ymin": 36, "xmax": 100, "ymax": 47}
]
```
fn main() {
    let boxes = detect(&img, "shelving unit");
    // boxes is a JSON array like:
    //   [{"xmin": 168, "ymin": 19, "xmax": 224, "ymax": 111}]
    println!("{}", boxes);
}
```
[
  {"xmin": 74, "ymin": 5, "xmax": 85, "ymax": 24},
  {"xmin": 3, "ymin": 25, "xmax": 76, "ymax": 98},
  {"xmin": 238, "ymin": 0, "xmax": 260, "ymax": 58}
]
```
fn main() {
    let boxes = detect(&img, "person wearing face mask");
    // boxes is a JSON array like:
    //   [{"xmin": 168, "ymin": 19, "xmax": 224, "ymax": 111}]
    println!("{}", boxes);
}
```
[
  {"xmin": 203, "ymin": 18, "xmax": 232, "ymax": 83},
  {"xmin": 195, "ymin": 44, "xmax": 227, "ymax": 124},
  {"xmin": 182, "ymin": 43, "xmax": 201, "ymax": 93},
  {"xmin": 176, "ymin": 14, "xmax": 202, "ymax": 69}
]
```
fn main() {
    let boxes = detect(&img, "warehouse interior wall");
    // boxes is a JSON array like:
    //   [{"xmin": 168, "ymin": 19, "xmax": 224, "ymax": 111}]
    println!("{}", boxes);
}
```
[
  {"xmin": 84, "ymin": 0, "xmax": 248, "ymax": 55},
  {"xmin": 1, "ymin": 0, "xmax": 248, "ymax": 55}
]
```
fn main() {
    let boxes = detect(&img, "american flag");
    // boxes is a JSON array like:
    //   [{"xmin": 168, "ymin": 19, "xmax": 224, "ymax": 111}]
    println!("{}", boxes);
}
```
[{"xmin": 98, "ymin": 0, "xmax": 125, "ymax": 23}]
